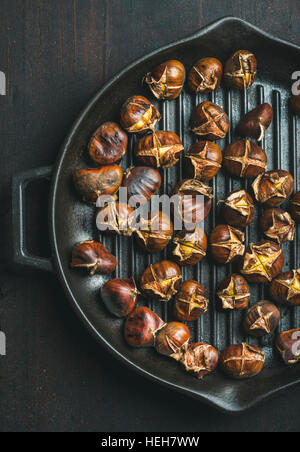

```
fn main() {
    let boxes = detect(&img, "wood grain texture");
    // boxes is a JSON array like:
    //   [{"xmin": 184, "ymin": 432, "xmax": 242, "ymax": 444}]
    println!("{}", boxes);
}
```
[{"xmin": 1, "ymin": 0, "xmax": 300, "ymax": 432}]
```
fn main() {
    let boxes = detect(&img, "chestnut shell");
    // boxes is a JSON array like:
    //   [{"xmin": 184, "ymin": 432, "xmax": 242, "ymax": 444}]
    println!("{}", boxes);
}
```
[
  {"xmin": 224, "ymin": 50, "xmax": 257, "ymax": 90},
  {"xmin": 145, "ymin": 59, "xmax": 186, "ymax": 100},
  {"xmin": 124, "ymin": 306, "xmax": 165, "ymax": 348},
  {"xmin": 188, "ymin": 57, "xmax": 223, "ymax": 94},
  {"xmin": 89, "ymin": 122, "xmax": 128, "ymax": 165},
  {"xmin": 260, "ymin": 208, "xmax": 295, "ymax": 244},
  {"xmin": 155, "ymin": 322, "xmax": 191, "ymax": 360},
  {"xmin": 243, "ymin": 301, "xmax": 280, "ymax": 337},
  {"xmin": 236, "ymin": 103, "xmax": 273, "ymax": 141},
  {"xmin": 220, "ymin": 343, "xmax": 265, "ymax": 379},
  {"xmin": 73, "ymin": 165, "xmax": 123, "ymax": 204},
  {"xmin": 101, "ymin": 277, "xmax": 138, "ymax": 318},
  {"xmin": 184, "ymin": 141, "xmax": 222, "ymax": 182},
  {"xmin": 173, "ymin": 280, "xmax": 208, "ymax": 322},
  {"xmin": 135, "ymin": 131, "xmax": 184, "ymax": 169},
  {"xmin": 291, "ymin": 93, "xmax": 300, "ymax": 116},
  {"xmin": 223, "ymin": 189, "xmax": 255, "ymax": 228},
  {"xmin": 71, "ymin": 240, "xmax": 117, "ymax": 276},
  {"xmin": 120, "ymin": 95, "xmax": 161, "ymax": 133},
  {"xmin": 276, "ymin": 329, "xmax": 300, "ymax": 365},
  {"xmin": 270, "ymin": 270, "xmax": 300, "ymax": 306},
  {"xmin": 96, "ymin": 202, "xmax": 135, "ymax": 236},
  {"xmin": 140, "ymin": 260, "xmax": 182, "ymax": 301},
  {"xmin": 290, "ymin": 191, "xmax": 300, "ymax": 223},
  {"xmin": 190, "ymin": 101, "xmax": 230, "ymax": 140},
  {"xmin": 180, "ymin": 343, "xmax": 219, "ymax": 379},
  {"xmin": 122, "ymin": 166, "xmax": 161, "ymax": 205},
  {"xmin": 134, "ymin": 211, "xmax": 173, "ymax": 253},
  {"xmin": 172, "ymin": 227, "xmax": 207, "ymax": 266},
  {"xmin": 217, "ymin": 274, "xmax": 250, "ymax": 311},
  {"xmin": 223, "ymin": 139, "xmax": 267, "ymax": 178},
  {"xmin": 252, "ymin": 170, "xmax": 294, "ymax": 208},
  {"xmin": 210, "ymin": 224, "xmax": 245, "ymax": 264},
  {"xmin": 240, "ymin": 240, "xmax": 284, "ymax": 283}
]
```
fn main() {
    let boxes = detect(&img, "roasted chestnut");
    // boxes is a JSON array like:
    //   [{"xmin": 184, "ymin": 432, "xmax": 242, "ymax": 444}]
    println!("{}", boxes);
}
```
[
  {"xmin": 236, "ymin": 103, "xmax": 273, "ymax": 141},
  {"xmin": 220, "ymin": 343, "xmax": 265, "ymax": 379},
  {"xmin": 173, "ymin": 179, "xmax": 213, "ymax": 227},
  {"xmin": 73, "ymin": 165, "xmax": 123, "ymax": 204},
  {"xmin": 96, "ymin": 202, "xmax": 135, "ymax": 236},
  {"xmin": 122, "ymin": 166, "xmax": 161, "ymax": 205},
  {"xmin": 145, "ymin": 59, "xmax": 186, "ymax": 100},
  {"xmin": 101, "ymin": 277, "xmax": 139, "ymax": 317},
  {"xmin": 155, "ymin": 322, "xmax": 190, "ymax": 361},
  {"xmin": 120, "ymin": 95, "xmax": 161, "ymax": 133},
  {"xmin": 173, "ymin": 280, "xmax": 209, "ymax": 322},
  {"xmin": 135, "ymin": 131, "xmax": 184, "ymax": 169},
  {"xmin": 276, "ymin": 329, "xmax": 300, "ymax": 365},
  {"xmin": 252, "ymin": 170, "xmax": 294, "ymax": 207},
  {"xmin": 223, "ymin": 139, "xmax": 267, "ymax": 178},
  {"xmin": 180, "ymin": 343, "xmax": 219, "ymax": 379},
  {"xmin": 71, "ymin": 240, "xmax": 117, "ymax": 275},
  {"xmin": 260, "ymin": 208, "xmax": 295, "ymax": 244},
  {"xmin": 88, "ymin": 122, "xmax": 128, "ymax": 165},
  {"xmin": 183, "ymin": 141, "xmax": 222, "ymax": 182},
  {"xmin": 217, "ymin": 274, "xmax": 250, "ymax": 310},
  {"xmin": 188, "ymin": 57, "xmax": 223, "ymax": 94},
  {"xmin": 291, "ymin": 93, "xmax": 300, "ymax": 116},
  {"xmin": 172, "ymin": 227, "xmax": 207, "ymax": 266},
  {"xmin": 190, "ymin": 101, "xmax": 230, "ymax": 140},
  {"xmin": 240, "ymin": 240, "xmax": 284, "ymax": 283},
  {"xmin": 140, "ymin": 260, "xmax": 182, "ymax": 301},
  {"xmin": 243, "ymin": 301, "xmax": 280, "ymax": 337},
  {"xmin": 270, "ymin": 270, "xmax": 300, "ymax": 306},
  {"xmin": 210, "ymin": 225, "xmax": 245, "ymax": 264},
  {"xmin": 124, "ymin": 306, "xmax": 165, "ymax": 348},
  {"xmin": 134, "ymin": 211, "xmax": 173, "ymax": 253},
  {"xmin": 290, "ymin": 191, "xmax": 300, "ymax": 223},
  {"xmin": 224, "ymin": 50, "xmax": 257, "ymax": 90},
  {"xmin": 223, "ymin": 190, "xmax": 255, "ymax": 228}
]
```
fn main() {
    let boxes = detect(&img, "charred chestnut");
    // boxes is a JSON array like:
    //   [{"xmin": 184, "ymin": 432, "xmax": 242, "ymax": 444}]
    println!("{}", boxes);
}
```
[
  {"xmin": 122, "ymin": 166, "xmax": 161, "ymax": 205},
  {"xmin": 173, "ymin": 280, "xmax": 209, "ymax": 322},
  {"xmin": 223, "ymin": 139, "xmax": 267, "ymax": 178},
  {"xmin": 173, "ymin": 179, "xmax": 213, "ymax": 227},
  {"xmin": 260, "ymin": 208, "xmax": 295, "ymax": 244},
  {"xmin": 243, "ymin": 301, "xmax": 280, "ymax": 337},
  {"xmin": 241, "ymin": 240, "xmax": 284, "ymax": 283},
  {"xmin": 172, "ymin": 227, "xmax": 207, "ymax": 266},
  {"xmin": 120, "ymin": 95, "xmax": 161, "ymax": 133},
  {"xmin": 188, "ymin": 57, "xmax": 223, "ymax": 94},
  {"xmin": 217, "ymin": 274, "xmax": 250, "ymax": 311},
  {"xmin": 135, "ymin": 131, "xmax": 184, "ymax": 169},
  {"xmin": 270, "ymin": 270, "xmax": 300, "ymax": 306},
  {"xmin": 236, "ymin": 103, "xmax": 273, "ymax": 141},
  {"xmin": 124, "ymin": 306, "xmax": 165, "ymax": 348},
  {"xmin": 252, "ymin": 170, "xmax": 294, "ymax": 207},
  {"xmin": 101, "ymin": 277, "xmax": 139, "ymax": 318},
  {"xmin": 73, "ymin": 165, "xmax": 123, "ymax": 204},
  {"xmin": 291, "ymin": 93, "xmax": 300, "ymax": 116},
  {"xmin": 180, "ymin": 343, "xmax": 219, "ymax": 379},
  {"xmin": 224, "ymin": 50, "xmax": 257, "ymax": 90},
  {"xmin": 88, "ymin": 122, "xmax": 128, "ymax": 165},
  {"xmin": 145, "ymin": 59, "xmax": 186, "ymax": 100},
  {"xmin": 96, "ymin": 202, "xmax": 135, "ymax": 236},
  {"xmin": 155, "ymin": 322, "xmax": 190, "ymax": 361},
  {"xmin": 290, "ymin": 191, "xmax": 300, "ymax": 223},
  {"xmin": 184, "ymin": 141, "xmax": 222, "ymax": 182},
  {"xmin": 134, "ymin": 211, "xmax": 173, "ymax": 253},
  {"xmin": 220, "ymin": 343, "xmax": 265, "ymax": 379},
  {"xmin": 71, "ymin": 240, "xmax": 117, "ymax": 276},
  {"xmin": 276, "ymin": 329, "xmax": 300, "ymax": 365},
  {"xmin": 140, "ymin": 260, "xmax": 182, "ymax": 301},
  {"xmin": 190, "ymin": 101, "xmax": 230, "ymax": 140},
  {"xmin": 223, "ymin": 190, "xmax": 255, "ymax": 228},
  {"xmin": 210, "ymin": 225, "xmax": 245, "ymax": 264}
]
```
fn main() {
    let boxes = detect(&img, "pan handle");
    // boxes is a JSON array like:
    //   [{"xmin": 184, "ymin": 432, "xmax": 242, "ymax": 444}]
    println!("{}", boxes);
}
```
[{"xmin": 11, "ymin": 166, "xmax": 54, "ymax": 273}]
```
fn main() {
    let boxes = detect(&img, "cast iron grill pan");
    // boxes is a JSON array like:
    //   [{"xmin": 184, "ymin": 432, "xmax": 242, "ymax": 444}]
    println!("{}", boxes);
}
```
[{"xmin": 49, "ymin": 18, "xmax": 300, "ymax": 412}]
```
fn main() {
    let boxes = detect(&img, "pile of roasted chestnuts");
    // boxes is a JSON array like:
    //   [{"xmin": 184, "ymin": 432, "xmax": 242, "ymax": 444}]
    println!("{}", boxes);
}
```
[{"xmin": 71, "ymin": 49, "xmax": 300, "ymax": 382}]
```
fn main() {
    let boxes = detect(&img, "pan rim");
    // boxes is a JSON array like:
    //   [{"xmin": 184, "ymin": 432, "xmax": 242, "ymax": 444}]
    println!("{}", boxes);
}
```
[{"xmin": 49, "ymin": 16, "xmax": 300, "ymax": 414}]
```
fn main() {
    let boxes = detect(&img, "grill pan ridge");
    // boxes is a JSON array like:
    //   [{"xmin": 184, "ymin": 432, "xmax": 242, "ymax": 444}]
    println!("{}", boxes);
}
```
[{"xmin": 50, "ymin": 17, "xmax": 300, "ymax": 412}]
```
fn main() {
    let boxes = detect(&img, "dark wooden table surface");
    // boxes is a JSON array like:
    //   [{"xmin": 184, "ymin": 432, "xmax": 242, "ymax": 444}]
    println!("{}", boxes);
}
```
[{"xmin": 1, "ymin": 0, "xmax": 300, "ymax": 432}]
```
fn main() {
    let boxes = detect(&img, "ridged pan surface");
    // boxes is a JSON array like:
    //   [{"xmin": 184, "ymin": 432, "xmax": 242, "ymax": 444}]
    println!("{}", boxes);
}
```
[{"xmin": 50, "ymin": 17, "xmax": 300, "ymax": 413}]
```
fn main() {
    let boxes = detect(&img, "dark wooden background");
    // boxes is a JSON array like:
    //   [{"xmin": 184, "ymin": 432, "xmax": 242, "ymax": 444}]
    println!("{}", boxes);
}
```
[{"xmin": 1, "ymin": 0, "xmax": 300, "ymax": 432}]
